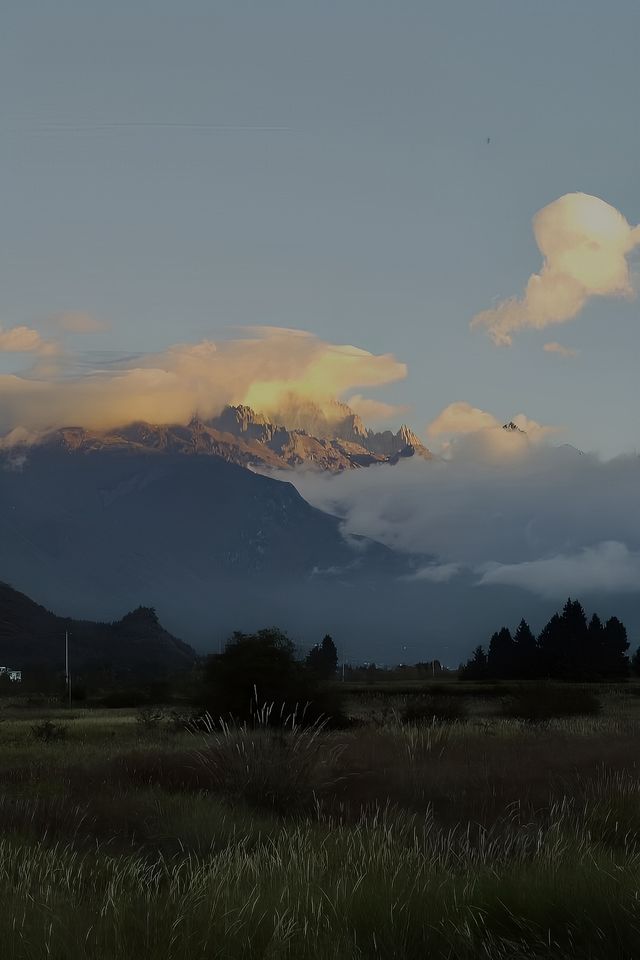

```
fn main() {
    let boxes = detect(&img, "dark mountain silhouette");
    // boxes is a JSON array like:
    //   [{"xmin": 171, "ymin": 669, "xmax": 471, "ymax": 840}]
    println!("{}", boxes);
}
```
[
  {"xmin": 0, "ymin": 444, "xmax": 416, "ymax": 649},
  {"xmin": 0, "ymin": 581, "xmax": 197, "ymax": 676}
]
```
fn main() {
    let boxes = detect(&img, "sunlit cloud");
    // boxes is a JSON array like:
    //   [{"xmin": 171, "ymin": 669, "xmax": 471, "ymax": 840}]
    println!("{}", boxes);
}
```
[
  {"xmin": 0, "ymin": 326, "xmax": 407, "ymax": 436},
  {"xmin": 472, "ymin": 193, "xmax": 640, "ymax": 346},
  {"xmin": 345, "ymin": 394, "xmax": 409, "ymax": 424},
  {"xmin": 543, "ymin": 341, "xmax": 578, "ymax": 358},
  {"xmin": 427, "ymin": 401, "xmax": 500, "ymax": 437},
  {"xmin": 427, "ymin": 402, "xmax": 557, "ymax": 448},
  {"xmin": 0, "ymin": 325, "xmax": 53, "ymax": 354}
]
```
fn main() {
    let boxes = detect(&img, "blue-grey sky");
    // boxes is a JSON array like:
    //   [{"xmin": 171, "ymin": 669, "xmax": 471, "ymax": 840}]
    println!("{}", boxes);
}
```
[{"xmin": 1, "ymin": 1, "xmax": 639, "ymax": 456}]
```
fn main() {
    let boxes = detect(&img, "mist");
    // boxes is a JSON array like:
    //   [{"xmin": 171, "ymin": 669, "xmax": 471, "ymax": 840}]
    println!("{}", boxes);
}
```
[{"xmin": 286, "ymin": 429, "xmax": 640, "ymax": 605}]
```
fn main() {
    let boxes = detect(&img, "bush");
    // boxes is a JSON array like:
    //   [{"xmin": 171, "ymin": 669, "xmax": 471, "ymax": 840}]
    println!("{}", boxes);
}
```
[
  {"xmin": 31, "ymin": 720, "xmax": 67, "ymax": 743},
  {"xmin": 200, "ymin": 628, "xmax": 347, "ymax": 727},
  {"xmin": 500, "ymin": 684, "xmax": 601, "ymax": 722},
  {"xmin": 402, "ymin": 695, "xmax": 467, "ymax": 725}
]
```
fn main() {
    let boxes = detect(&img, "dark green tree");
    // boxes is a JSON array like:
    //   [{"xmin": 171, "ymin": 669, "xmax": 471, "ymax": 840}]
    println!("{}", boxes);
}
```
[
  {"xmin": 631, "ymin": 645, "xmax": 640, "ymax": 677},
  {"xmin": 601, "ymin": 616, "xmax": 630, "ymax": 679},
  {"xmin": 585, "ymin": 613, "xmax": 605, "ymax": 679},
  {"xmin": 539, "ymin": 600, "xmax": 588, "ymax": 679},
  {"xmin": 459, "ymin": 645, "xmax": 488, "ymax": 680},
  {"xmin": 203, "ymin": 628, "xmax": 309, "ymax": 722},
  {"xmin": 513, "ymin": 619, "xmax": 539, "ymax": 678},
  {"xmin": 487, "ymin": 627, "xmax": 515, "ymax": 679},
  {"xmin": 306, "ymin": 634, "xmax": 338, "ymax": 679}
]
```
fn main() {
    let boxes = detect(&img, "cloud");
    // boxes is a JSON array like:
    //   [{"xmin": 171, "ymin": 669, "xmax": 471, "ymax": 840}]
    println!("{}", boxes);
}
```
[
  {"xmin": 427, "ymin": 401, "xmax": 499, "ymax": 437},
  {"xmin": 543, "ymin": 341, "xmax": 578, "ymax": 358},
  {"xmin": 345, "ymin": 394, "xmax": 409, "ymax": 424},
  {"xmin": 288, "ymin": 436, "xmax": 640, "ymax": 606},
  {"xmin": 404, "ymin": 562, "xmax": 461, "ymax": 583},
  {"xmin": 0, "ymin": 327, "xmax": 407, "ymax": 435},
  {"xmin": 472, "ymin": 193, "xmax": 640, "ymax": 345},
  {"xmin": 0, "ymin": 326, "xmax": 52, "ymax": 354},
  {"xmin": 477, "ymin": 541, "xmax": 640, "ymax": 598},
  {"xmin": 426, "ymin": 402, "xmax": 557, "ymax": 448}
]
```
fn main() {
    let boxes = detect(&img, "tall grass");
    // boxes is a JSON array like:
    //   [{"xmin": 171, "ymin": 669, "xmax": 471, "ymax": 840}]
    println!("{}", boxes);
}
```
[
  {"xmin": 2, "ymin": 797, "xmax": 640, "ymax": 958},
  {"xmin": 3, "ymin": 697, "xmax": 640, "ymax": 956}
]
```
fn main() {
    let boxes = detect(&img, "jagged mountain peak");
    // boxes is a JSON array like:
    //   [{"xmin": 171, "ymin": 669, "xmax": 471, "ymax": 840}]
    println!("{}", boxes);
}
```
[
  {"xmin": 3, "ymin": 402, "xmax": 431, "ymax": 473},
  {"xmin": 502, "ymin": 421, "xmax": 526, "ymax": 434}
]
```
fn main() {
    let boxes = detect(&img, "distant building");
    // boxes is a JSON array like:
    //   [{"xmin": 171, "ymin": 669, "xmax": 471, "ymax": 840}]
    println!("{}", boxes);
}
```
[{"xmin": 0, "ymin": 666, "xmax": 22, "ymax": 682}]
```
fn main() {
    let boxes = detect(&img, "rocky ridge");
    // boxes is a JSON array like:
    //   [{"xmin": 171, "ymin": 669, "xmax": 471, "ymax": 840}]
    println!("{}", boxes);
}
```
[{"xmin": 29, "ymin": 403, "xmax": 431, "ymax": 473}]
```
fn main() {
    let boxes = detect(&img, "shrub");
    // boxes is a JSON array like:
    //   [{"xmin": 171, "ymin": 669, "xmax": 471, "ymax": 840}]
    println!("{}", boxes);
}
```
[
  {"xmin": 402, "ymin": 695, "xmax": 467, "ymax": 725},
  {"xmin": 31, "ymin": 720, "xmax": 67, "ymax": 743},
  {"xmin": 500, "ymin": 683, "xmax": 601, "ymax": 722}
]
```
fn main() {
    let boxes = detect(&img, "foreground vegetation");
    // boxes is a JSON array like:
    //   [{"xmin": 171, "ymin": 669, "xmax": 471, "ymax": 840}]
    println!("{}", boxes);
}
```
[{"xmin": 3, "ymin": 685, "xmax": 640, "ymax": 957}]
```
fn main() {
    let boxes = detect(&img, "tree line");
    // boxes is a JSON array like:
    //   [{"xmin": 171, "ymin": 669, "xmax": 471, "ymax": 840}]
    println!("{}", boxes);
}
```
[{"xmin": 460, "ymin": 599, "xmax": 632, "ymax": 681}]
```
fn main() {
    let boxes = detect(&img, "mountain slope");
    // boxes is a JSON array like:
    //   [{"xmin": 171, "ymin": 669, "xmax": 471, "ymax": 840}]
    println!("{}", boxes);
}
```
[
  {"xmin": 0, "ymin": 581, "xmax": 197, "ymax": 675},
  {"xmin": 0, "ymin": 445, "xmax": 408, "ymax": 647}
]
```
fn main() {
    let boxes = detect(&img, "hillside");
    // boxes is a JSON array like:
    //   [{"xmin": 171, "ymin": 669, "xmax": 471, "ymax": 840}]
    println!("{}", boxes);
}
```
[
  {"xmin": 0, "ymin": 445, "xmax": 414, "ymax": 649},
  {"xmin": 0, "ymin": 581, "xmax": 197, "ymax": 676}
]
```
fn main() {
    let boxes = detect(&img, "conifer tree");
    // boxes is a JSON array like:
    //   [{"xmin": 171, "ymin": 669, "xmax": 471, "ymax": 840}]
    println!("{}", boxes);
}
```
[
  {"xmin": 487, "ymin": 626, "xmax": 515, "ymax": 679},
  {"xmin": 513, "ymin": 618, "xmax": 538, "ymax": 678},
  {"xmin": 601, "ymin": 616, "xmax": 629, "ymax": 679}
]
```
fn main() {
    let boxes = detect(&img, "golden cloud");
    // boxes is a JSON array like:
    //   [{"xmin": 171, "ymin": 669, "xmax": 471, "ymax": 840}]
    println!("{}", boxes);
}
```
[
  {"xmin": 0, "ymin": 325, "xmax": 51, "ymax": 354},
  {"xmin": 543, "ymin": 341, "xmax": 578, "ymax": 358},
  {"xmin": 427, "ymin": 402, "xmax": 557, "ymax": 448},
  {"xmin": 0, "ymin": 327, "xmax": 407, "ymax": 436},
  {"xmin": 472, "ymin": 193, "xmax": 640, "ymax": 345}
]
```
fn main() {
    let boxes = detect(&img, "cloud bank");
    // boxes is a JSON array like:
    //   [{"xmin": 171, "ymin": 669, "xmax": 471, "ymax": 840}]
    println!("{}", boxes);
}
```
[
  {"xmin": 288, "ymin": 433, "xmax": 640, "ymax": 600},
  {"xmin": 472, "ymin": 193, "xmax": 640, "ymax": 345},
  {"xmin": 0, "ymin": 326, "xmax": 407, "ymax": 436}
]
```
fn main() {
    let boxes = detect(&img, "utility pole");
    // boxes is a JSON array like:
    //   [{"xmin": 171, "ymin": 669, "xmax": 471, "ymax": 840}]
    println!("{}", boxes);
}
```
[{"xmin": 65, "ymin": 630, "xmax": 71, "ymax": 708}]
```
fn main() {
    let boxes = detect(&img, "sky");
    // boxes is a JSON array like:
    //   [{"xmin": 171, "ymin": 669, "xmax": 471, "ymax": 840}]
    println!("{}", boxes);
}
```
[{"xmin": 1, "ymin": 1, "xmax": 640, "ymax": 456}]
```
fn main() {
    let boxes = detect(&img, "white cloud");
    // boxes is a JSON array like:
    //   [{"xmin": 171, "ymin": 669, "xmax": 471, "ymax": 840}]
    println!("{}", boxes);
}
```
[
  {"xmin": 477, "ymin": 541, "xmax": 640, "ymax": 598},
  {"xmin": 288, "ymin": 436, "xmax": 640, "ymax": 607},
  {"xmin": 472, "ymin": 193, "xmax": 640, "ymax": 346},
  {"xmin": 404, "ymin": 562, "xmax": 461, "ymax": 583}
]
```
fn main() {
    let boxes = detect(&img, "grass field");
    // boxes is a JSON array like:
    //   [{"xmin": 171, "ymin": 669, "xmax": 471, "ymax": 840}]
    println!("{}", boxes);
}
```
[{"xmin": 2, "ymin": 687, "xmax": 640, "ymax": 958}]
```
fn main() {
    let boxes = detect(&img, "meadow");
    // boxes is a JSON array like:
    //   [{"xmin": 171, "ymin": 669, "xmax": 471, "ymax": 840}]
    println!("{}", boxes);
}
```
[{"xmin": 2, "ymin": 686, "xmax": 640, "ymax": 958}]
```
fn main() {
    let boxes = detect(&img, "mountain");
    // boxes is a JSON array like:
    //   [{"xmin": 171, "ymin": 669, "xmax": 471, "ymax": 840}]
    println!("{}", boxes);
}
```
[
  {"xmin": 0, "ymin": 581, "xmax": 197, "ymax": 676},
  {"xmin": 22, "ymin": 402, "xmax": 431, "ymax": 474},
  {"xmin": 209, "ymin": 402, "xmax": 431, "ymax": 467},
  {"xmin": 0, "ymin": 443, "xmax": 415, "ymax": 650}
]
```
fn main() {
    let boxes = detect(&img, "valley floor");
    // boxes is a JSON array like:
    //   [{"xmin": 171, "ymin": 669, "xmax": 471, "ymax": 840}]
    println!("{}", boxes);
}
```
[{"xmin": 2, "ymin": 688, "xmax": 640, "ymax": 958}]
